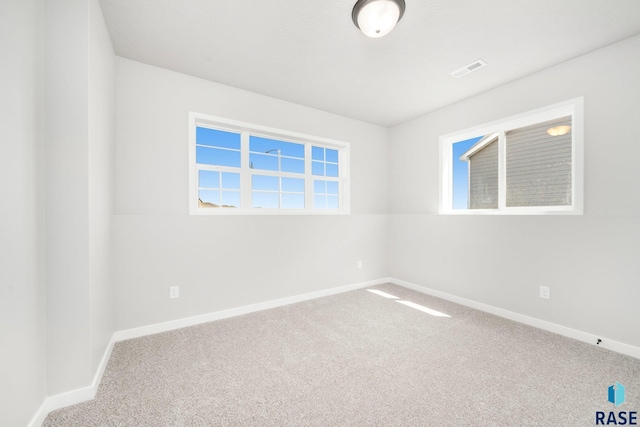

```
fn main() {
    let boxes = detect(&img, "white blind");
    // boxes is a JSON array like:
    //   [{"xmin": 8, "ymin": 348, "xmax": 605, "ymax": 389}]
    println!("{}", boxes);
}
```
[{"xmin": 506, "ymin": 116, "xmax": 572, "ymax": 207}]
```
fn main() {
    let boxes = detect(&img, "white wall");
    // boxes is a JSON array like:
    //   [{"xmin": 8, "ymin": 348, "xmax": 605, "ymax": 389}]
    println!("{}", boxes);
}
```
[
  {"xmin": 0, "ymin": 0, "xmax": 47, "ymax": 424},
  {"xmin": 45, "ymin": 0, "xmax": 115, "ymax": 395},
  {"xmin": 88, "ymin": 0, "xmax": 115, "ymax": 377},
  {"xmin": 113, "ymin": 58, "xmax": 389, "ymax": 330},
  {"xmin": 45, "ymin": 0, "xmax": 92, "ymax": 395},
  {"xmin": 388, "ymin": 35, "xmax": 640, "ymax": 348}
]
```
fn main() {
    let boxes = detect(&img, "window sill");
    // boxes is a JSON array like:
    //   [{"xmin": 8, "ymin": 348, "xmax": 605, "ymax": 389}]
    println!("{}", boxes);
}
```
[
  {"xmin": 189, "ymin": 209, "xmax": 350, "ymax": 216},
  {"xmin": 439, "ymin": 207, "xmax": 583, "ymax": 215}
]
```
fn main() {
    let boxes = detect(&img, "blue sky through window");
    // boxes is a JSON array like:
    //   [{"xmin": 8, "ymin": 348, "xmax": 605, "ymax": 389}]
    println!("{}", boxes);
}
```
[
  {"xmin": 198, "ymin": 170, "xmax": 219, "ymax": 188},
  {"xmin": 249, "ymin": 136, "xmax": 305, "ymax": 173},
  {"xmin": 282, "ymin": 177, "xmax": 304, "ymax": 193},
  {"xmin": 252, "ymin": 175, "xmax": 278, "ymax": 191},
  {"xmin": 250, "ymin": 136, "xmax": 304, "ymax": 158},
  {"xmin": 314, "ymin": 179, "xmax": 339, "ymax": 209},
  {"xmin": 452, "ymin": 136, "xmax": 483, "ymax": 210},
  {"xmin": 312, "ymin": 146, "xmax": 339, "ymax": 177},
  {"xmin": 196, "ymin": 127, "xmax": 240, "ymax": 149},
  {"xmin": 196, "ymin": 146, "xmax": 241, "ymax": 167},
  {"xmin": 251, "ymin": 175, "xmax": 305, "ymax": 209},
  {"xmin": 197, "ymin": 170, "xmax": 241, "ymax": 208}
]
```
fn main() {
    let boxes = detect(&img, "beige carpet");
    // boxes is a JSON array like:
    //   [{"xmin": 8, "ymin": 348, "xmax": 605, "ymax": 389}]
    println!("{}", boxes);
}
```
[{"xmin": 44, "ymin": 284, "xmax": 640, "ymax": 426}]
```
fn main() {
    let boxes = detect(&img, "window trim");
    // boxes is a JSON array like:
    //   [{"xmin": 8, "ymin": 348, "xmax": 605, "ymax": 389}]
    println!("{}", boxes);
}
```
[
  {"xmin": 189, "ymin": 112, "xmax": 351, "ymax": 215},
  {"xmin": 439, "ymin": 97, "xmax": 584, "ymax": 215}
]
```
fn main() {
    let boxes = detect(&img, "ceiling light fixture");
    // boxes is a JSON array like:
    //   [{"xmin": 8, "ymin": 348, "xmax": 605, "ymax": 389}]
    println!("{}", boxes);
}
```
[
  {"xmin": 547, "ymin": 125, "xmax": 572, "ymax": 136},
  {"xmin": 352, "ymin": 0, "xmax": 406, "ymax": 38}
]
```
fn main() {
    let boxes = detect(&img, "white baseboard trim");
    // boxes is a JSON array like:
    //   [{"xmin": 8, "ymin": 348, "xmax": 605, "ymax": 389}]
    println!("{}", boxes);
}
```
[
  {"xmin": 27, "ymin": 277, "xmax": 387, "ymax": 426},
  {"xmin": 27, "ymin": 275, "xmax": 639, "ymax": 426},
  {"xmin": 26, "ymin": 401, "xmax": 49, "ymax": 427},
  {"xmin": 27, "ymin": 335, "xmax": 117, "ymax": 427},
  {"xmin": 114, "ymin": 278, "xmax": 387, "ymax": 342},
  {"xmin": 388, "ymin": 277, "xmax": 640, "ymax": 360}
]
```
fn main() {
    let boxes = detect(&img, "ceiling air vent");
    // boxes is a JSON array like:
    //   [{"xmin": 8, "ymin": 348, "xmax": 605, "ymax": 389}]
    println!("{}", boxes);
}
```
[{"xmin": 451, "ymin": 59, "xmax": 487, "ymax": 78}]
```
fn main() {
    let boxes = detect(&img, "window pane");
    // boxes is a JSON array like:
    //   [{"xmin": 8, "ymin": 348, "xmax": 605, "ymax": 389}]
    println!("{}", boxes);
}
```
[
  {"xmin": 452, "ymin": 137, "xmax": 482, "ymax": 210},
  {"xmin": 250, "ymin": 153, "xmax": 278, "ymax": 171},
  {"xmin": 199, "ymin": 189, "xmax": 220, "ymax": 208},
  {"xmin": 222, "ymin": 172, "xmax": 240, "ymax": 189},
  {"xmin": 252, "ymin": 192, "xmax": 279, "ymax": 209},
  {"xmin": 327, "ymin": 196, "xmax": 339, "ymax": 209},
  {"xmin": 249, "ymin": 136, "xmax": 304, "ymax": 158},
  {"xmin": 506, "ymin": 116, "xmax": 572, "ymax": 207},
  {"xmin": 281, "ymin": 157, "xmax": 304, "ymax": 174},
  {"xmin": 314, "ymin": 180, "xmax": 326, "ymax": 194},
  {"xmin": 282, "ymin": 193, "xmax": 304, "ymax": 209},
  {"xmin": 282, "ymin": 177, "xmax": 304, "ymax": 193},
  {"xmin": 326, "ymin": 149, "xmax": 338, "ymax": 163},
  {"xmin": 196, "ymin": 127, "xmax": 241, "ymax": 150},
  {"xmin": 196, "ymin": 146, "xmax": 241, "ymax": 168},
  {"xmin": 464, "ymin": 135, "xmax": 498, "ymax": 209},
  {"xmin": 221, "ymin": 191, "xmax": 240, "ymax": 208},
  {"xmin": 312, "ymin": 146, "xmax": 324, "ymax": 161},
  {"xmin": 252, "ymin": 175, "xmax": 279, "ymax": 191},
  {"xmin": 314, "ymin": 195, "xmax": 326, "ymax": 209},
  {"xmin": 326, "ymin": 181, "xmax": 339, "ymax": 195},
  {"xmin": 326, "ymin": 163, "xmax": 339, "ymax": 177},
  {"xmin": 199, "ymin": 170, "xmax": 220, "ymax": 188},
  {"xmin": 312, "ymin": 161, "xmax": 324, "ymax": 176}
]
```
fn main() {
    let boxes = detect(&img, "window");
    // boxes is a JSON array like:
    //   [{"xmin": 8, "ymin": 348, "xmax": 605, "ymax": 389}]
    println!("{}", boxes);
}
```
[
  {"xmin": 440, "ymin": 98, "xmax": 583, "ymax": 214},
  {"xmin": 189, "ymin": 112, "xmax": 350, "ymax": 214}
]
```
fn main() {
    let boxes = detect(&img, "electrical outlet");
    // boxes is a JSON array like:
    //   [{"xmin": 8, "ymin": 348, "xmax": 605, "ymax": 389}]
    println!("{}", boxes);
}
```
[
  {"xmin": 169, "ymin": 286, "xmax": 179, "ymax": 299},
  {"xmin": 357, "ymin": 260, "xmax": 363, "ymax": 269},
  {"xmin": 539, "ymin": 286, "xmax": 550, "ymax": 300}
]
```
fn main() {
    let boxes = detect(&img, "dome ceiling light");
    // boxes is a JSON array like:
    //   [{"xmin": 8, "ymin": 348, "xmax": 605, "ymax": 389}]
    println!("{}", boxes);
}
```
[{"xmin": 352, "ymin": 0, "xmax": 406, "ymax": 38}]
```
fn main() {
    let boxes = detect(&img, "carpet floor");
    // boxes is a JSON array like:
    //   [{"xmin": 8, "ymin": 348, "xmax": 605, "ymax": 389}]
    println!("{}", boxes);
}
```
[{"xmin": 44, "ymin": 283, "xmax": 640, "ymax": 426}]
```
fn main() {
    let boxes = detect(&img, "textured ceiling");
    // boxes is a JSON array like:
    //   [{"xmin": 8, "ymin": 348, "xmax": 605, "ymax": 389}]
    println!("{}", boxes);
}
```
[{"xmin": 99, "ymin": 0, "xmax": 640, "ymax": 127}]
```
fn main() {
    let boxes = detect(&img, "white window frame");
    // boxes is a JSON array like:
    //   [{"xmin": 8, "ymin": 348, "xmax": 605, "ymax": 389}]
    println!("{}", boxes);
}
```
[
  {"xmin": 439, "ymin": 97, "xmax": 584, "ymax": 215},
  {"xmin": 189, "ymin": 112, "xmax": 350, "ymax": 215}
]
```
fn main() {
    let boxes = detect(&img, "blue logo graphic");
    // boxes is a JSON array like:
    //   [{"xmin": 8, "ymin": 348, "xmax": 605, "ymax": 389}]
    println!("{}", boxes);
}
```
[{"xmin": 609, "ymin": 382, "xmax": 626, "ymax": 407}]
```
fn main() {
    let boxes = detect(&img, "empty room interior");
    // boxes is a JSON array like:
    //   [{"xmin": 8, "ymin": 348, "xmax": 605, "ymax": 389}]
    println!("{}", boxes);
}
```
[{"xmin": 3, "ymin": 0, "xmax": 640, "ymax": 425}]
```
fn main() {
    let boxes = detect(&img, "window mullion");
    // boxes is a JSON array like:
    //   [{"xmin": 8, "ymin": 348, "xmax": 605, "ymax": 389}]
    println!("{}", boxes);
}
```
[
  {"xmin": 466, "ymin": 160, "xmax": 470, "ymax": 210},
  {"xmin": 339, "ymin": 148, "xmax": 349, "ymax": 213},
  {"xmin": 252, "ymin": 170, "xmax": 302, "ymax": 178},
  {"xmin": 304, "ymin": 144, "xmax": 312, "ymax": 209},
  {"xmin": 498, "ymin": 130, "xmax": 506, "ymax": 210},
  {"xmin": 198, "ymin": 164, "xmax": 241, "ymax": 174},
  {"xmin": 240, "ymin": 132, "xmax": 251, "ymax": 210}
]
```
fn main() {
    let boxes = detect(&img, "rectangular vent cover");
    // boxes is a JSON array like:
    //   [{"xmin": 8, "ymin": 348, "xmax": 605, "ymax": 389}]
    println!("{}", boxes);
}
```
[{"xmin": 451, "ymin": 59, "xmax": 487, "ymax": 78}]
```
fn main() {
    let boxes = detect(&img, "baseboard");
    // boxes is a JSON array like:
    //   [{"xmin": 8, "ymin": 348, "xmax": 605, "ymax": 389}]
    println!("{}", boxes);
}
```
[
  {"xmin": 27, "ymin": 335, "xmax": 117, "ymax": 427},
  {"xmin": 114, "ymin": 278, "xmax": 388, "ymax": 342},
  {"xmin": 27, "ymin": 277, "xmax": 387, "ymax": 426},
  {"xmin": 27, "ymin": 275, "xmax": 639, "ymax": 426},
  {"xmin": 388, "ymin": 277, "xmax": 640, "ymax": 360},
  {"xmin": 26, "ymin": 401, "xmax": 49, "ymax": 427}
]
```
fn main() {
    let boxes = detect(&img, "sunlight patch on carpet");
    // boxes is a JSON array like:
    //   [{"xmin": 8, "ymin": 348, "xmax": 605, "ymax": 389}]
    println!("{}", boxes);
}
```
[
  {"xmin": 396, "ymin": 300, "xmax": 451, "ymax": 317},
  {"xmin": 367, "ymin": 289, "xmax": 400, "ymax": 299}
]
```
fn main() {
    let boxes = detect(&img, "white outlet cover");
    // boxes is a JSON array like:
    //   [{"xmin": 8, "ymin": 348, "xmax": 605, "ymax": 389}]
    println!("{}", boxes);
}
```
[
  {"xmin": 170, "ymin": 286, "xmax": 179, "ymax": 299},
  {"xmin": 539, "ymin": 286, "xmax": 550, "ymax": 299}
]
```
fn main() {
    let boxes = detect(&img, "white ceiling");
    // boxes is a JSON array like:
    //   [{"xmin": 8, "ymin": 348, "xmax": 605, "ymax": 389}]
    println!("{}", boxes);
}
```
[{"xmin": 99, "ymin": 0, "xmax": 640, "ymax": 127}]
